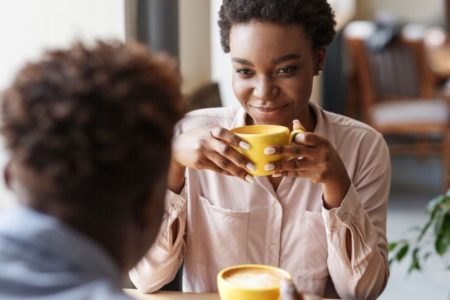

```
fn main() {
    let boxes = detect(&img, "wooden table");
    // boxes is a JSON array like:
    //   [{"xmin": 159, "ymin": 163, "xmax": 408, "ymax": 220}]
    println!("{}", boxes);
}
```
[
  {"xmin": 125, "ymin": 289, "xmax": 219, "ymax": 300},
  {"xmin": 124, "ymin": 289, "xmax": 337, "ymax": 300}
]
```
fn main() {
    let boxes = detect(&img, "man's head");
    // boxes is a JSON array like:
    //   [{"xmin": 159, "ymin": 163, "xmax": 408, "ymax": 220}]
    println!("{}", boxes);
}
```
[
  {"xmin": 1, "ymin": 41, "xmax": 183, "ymax": 270},
  {"xmin": 218, "ymin": 0, "xmax": 336, "ymax": 52}
]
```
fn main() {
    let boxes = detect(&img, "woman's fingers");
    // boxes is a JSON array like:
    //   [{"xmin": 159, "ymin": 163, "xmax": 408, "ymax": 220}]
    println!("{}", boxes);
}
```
[
  {"xmin": 280, "ymin": 279, "xmax": 303, "ymax": 300},
  {"xmin": 266, "ymin": 158, "xmax": 317, "ymax": 172},
  {"xmin": 293, "ymin": 131, "xmax": 325, "ymax": 147},
  {"xmin": 265, "ymin": 144, "xmax": 315, "ymax": 159},
  {"xmin": 210, "ymin": 126, "xmax": 250, "ymax": 150},
  {"xmin": 209, "ymin": 137, "xmax": 255, "ymax": 171},
  {"xmin": 200, "ymin": 138, "xmax": 253, "ymax": 182}
]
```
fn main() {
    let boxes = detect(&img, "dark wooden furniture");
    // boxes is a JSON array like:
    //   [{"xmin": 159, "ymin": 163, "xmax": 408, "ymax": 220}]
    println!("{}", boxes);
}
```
[{"xmin": 344, "ymin": 21, "xmax": 450, "ymax": 190}]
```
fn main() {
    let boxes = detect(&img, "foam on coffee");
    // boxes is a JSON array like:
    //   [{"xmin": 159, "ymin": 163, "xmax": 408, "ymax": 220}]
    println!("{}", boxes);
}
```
[{"xmin": 224, "ymin": 268, "xmax": 282, "ymax": 289}]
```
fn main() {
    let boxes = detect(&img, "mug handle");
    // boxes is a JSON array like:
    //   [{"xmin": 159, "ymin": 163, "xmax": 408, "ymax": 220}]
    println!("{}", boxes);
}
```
[{"xmin": 289, "ymin": 129, "xmax": 304, "ymax": 144}]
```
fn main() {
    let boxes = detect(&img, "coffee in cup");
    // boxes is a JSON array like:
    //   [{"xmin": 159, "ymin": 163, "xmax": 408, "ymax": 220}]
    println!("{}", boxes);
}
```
[
  {"xmin": 231, "ymin": 125, "xmax": 303, "ymax": 176},
  {"xmin": 217, "ymin": 264, "xmax": 292, "ymax": 300}
]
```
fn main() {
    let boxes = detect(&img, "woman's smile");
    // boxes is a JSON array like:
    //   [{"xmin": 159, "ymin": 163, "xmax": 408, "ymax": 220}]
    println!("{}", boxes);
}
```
[{"xmin": 248, "ymin": 103, "xmax": 289, "ymax": 123}]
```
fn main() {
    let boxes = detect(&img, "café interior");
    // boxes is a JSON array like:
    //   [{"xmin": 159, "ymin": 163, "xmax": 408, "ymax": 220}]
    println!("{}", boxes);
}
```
[{"xmin": 0, "ymin": 0, "xmax": 449, "ymax": 299}]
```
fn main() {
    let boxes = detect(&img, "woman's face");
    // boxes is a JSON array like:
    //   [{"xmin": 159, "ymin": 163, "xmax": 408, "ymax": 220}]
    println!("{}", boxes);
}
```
[{"xmin": 229, "ymin": 21, "xmax": 324, "ymax": 128}]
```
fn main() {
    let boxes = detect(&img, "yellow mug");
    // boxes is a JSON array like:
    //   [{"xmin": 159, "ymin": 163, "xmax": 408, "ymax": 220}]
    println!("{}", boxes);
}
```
[
  {"xmin": 231, "ymin": 125, "xmax": 303, "ymax": 176},
  {"xmin": 217, "ymin": 264, "xmax": 292, "ymax": 300}
]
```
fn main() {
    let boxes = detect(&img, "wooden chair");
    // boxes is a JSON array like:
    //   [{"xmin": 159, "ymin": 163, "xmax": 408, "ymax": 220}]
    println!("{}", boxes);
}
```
[
  {"xmin": 185, "ymin": 82, "xmax": 222, "ymax": 111},
  {"xmin": 344, "ymin": 21, "xmax": 450, "ymax": 190}
]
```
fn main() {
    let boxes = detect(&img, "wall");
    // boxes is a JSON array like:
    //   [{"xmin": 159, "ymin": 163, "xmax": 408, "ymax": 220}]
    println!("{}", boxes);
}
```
[
  {"xmin": 179, "ymin": 0, "xmax": 211, "ymax": 95},
  {"xmin": 0, "ymin": 0, "xmax": 126, "ymax": 209},
  {"xmin": 210, "ymin": 0, "xmax": 235, "ymax": 106},
  {"xmin": 355, "ymin": 0, "xmax": 445, "ymax": 25}
]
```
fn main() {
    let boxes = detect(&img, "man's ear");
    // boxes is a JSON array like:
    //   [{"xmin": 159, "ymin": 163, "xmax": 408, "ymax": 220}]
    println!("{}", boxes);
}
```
[
  {"xmin": 314, "ymin": 48, "xmax": 326, "ymax": 76},
  {"xmin": 4, "ymin": 161, "xmax": 12, "ymax": 190}
]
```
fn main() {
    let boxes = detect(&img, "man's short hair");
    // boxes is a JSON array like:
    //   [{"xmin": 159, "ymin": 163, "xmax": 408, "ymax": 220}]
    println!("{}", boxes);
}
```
[{"xmin": 1, "ymin": 41, "xmax": 184, "ymax": 209}]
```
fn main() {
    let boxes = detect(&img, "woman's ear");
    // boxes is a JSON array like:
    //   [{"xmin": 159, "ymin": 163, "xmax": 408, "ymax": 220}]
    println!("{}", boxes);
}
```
[{"xmin": 314, "ymin": 48, "xmax": 326, "ymax": 75}]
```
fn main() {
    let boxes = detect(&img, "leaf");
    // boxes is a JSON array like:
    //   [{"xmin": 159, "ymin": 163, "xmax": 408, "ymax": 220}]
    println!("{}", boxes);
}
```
[
  {"xmin": 408, "ymin": 248, "xmax": 421, "ymax": 273},
  {"xmin": 434, "ymin": 209, "xmax": 446, "ymax": 237},
  {"xmin": 396, "ymin": 244, "xmax": 409, "ymax": 262},
  {"xmin": 435, "ymin": 234, "xmax": 448, "ymax": 255},
  {"xmin": 388, "ymin": 242, "xmax": 398, "ymax": 252}
]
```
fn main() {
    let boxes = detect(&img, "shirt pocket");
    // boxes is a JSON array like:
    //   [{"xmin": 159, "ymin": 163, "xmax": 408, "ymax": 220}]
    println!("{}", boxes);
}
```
[
  {"xmin": 296, "ymin": 210, "xmax": 329, "ymax": 281},
  {"xmin": 193, "ymin": 195, "xmax": 250, "ymax": 269}
]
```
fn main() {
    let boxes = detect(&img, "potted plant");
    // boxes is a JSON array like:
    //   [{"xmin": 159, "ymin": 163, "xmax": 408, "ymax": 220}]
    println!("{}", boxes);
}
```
[{"xmin": 389, "ymin": 189, "xmax": 450, "ymax": 272}]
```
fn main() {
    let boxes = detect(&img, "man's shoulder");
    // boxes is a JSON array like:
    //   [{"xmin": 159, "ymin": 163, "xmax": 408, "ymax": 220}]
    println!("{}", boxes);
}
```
[{"xmin": 0, "ymin": 270, "xmax": 132, "ymax": 300}]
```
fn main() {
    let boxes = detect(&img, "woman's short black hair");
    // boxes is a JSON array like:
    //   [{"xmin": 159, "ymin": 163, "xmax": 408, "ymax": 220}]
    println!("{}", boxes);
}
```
[
  {"xmin": 218, "ymin": 0, "xmax": 336, "ymax": 52},
  {"xmin": 1, "ymin": 41, "xmax": 184, "ymax": 206}
]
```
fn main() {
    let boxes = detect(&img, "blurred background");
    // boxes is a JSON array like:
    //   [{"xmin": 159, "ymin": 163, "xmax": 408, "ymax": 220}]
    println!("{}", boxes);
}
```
[{"xmin": 0, "ymin": 1, "xmax": 449, "ymax": 299}]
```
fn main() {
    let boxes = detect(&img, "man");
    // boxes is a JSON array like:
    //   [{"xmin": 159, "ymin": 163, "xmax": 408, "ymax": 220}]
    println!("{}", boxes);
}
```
[{"xmin": 0, "ymin": 41, "xmax": 183, "ymax": 299}]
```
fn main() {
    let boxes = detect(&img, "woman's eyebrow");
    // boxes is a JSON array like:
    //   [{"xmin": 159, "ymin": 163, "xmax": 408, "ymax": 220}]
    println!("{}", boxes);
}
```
[
  {"xmin": 232, "ymin": 54, "xmax": 301, "ymax": 66},
  {"xmin": 272, "ymin": 53, "xmax": 301, "ymax": 64},
  {"xmin": 231, "ymin": 57, "xmax": 254, "ymax": 66}
]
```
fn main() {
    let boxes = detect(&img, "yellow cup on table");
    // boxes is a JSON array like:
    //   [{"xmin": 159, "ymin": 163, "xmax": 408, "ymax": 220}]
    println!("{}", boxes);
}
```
[
  {"xmin": 231, "ymin": 125, "xmax": 303, "ymax": 176},
  {"xmin": 217, "ymin": 264, "xmax": 292, "ymax": 300}
]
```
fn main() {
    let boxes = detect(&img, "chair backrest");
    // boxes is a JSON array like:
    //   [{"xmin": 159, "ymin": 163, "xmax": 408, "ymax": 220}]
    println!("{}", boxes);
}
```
[
  {"xmin": 344, "ymin": 21, "xmax": 436, "ymax": 123},
  {"xmin": 185, "ymin": 82, "xmax": 222, "ymax": 111}
]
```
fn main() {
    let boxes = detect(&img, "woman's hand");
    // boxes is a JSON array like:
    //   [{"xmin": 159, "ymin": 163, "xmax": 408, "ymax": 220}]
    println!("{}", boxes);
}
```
[
  {"xmin": 280, "ymin": 280, "xmax": 304, "ymax": 300},
  {"xmin": 168, "ymin": 126, "xmax": 255, "ymax": 193},
  {"xmin": 264, "ymin": 120, "xmax": 350, "ymax": 208}
]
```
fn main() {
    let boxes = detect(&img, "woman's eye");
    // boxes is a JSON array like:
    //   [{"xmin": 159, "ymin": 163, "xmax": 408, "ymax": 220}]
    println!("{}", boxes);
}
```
[
  {"xmin": 236, "ymin": 69, "xmax": 254, "ymax": 76},
  {"xmin": 277, "ymin": 66, "xmax": 297, "ymax": 75}
]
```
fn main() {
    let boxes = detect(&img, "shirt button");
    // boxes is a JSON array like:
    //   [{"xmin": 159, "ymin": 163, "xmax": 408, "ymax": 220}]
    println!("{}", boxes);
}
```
[{"xmin": 270, "ymin": 245, "xmax": 277, "ymax": 252}]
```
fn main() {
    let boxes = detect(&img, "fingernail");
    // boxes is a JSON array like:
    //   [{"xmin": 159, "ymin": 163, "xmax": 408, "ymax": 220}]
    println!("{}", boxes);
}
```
[
  {"xmin": 264, "ymin": 147, "xmax": 276, "ymax": 155},
  {"xmin": 265, "ymin": 163, "xmax": 275, "ymax": 171},
  {"xmin": 272, "ymin": 173, "xmax": 281, "ymax": 177},
  {"xmin": 246, "ymin": 163, "xmax": 256, "ymax": 172},
  {"xmin": 245, "ymin": 174, "xmax": 254, "ymax": 183},
  {"xmin": 293, "ymin": 119, "xmax": 305, "ymax": 131},
  {"xmin": 295, "ymin": 133, "xmax": 305, "ymax": 143},
  {"xmin": 239, "ymin": 141, "xmax": 250, "ymax": 150},
  {"xmin": 210, "ymin": 127, "xmax": 220, "ymax": 137}
]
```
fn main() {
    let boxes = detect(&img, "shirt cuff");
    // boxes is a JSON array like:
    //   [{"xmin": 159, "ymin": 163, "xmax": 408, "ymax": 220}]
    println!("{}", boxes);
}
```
[
  {"xmin": 157, "ymin": 189, "xmax": 186, "ymax": 251},
  {"xmin": 321, "ymin": 183, "xmax": 362, "ymax": 230},
  {"xmin": 165, "ymin": 189, "xmax": 186, "ymax": 223}
]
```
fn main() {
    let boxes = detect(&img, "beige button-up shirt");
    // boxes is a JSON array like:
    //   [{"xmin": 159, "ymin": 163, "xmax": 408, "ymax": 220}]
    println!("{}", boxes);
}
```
[{"xmin": 130, "ymin": 103, "xmax": 390, "ymax": 300}]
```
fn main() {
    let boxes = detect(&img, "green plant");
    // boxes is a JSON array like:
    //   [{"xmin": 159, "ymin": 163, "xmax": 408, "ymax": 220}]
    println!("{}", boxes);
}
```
[{"xmin": 389, "ymin": 189, "xmax": 450, "ymax": 273}]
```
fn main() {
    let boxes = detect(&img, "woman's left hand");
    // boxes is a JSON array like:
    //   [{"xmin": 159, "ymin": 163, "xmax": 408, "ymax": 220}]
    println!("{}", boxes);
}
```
[{"xmin": 264, "ymin": 120, "xmax": 350, "ymax": 208}]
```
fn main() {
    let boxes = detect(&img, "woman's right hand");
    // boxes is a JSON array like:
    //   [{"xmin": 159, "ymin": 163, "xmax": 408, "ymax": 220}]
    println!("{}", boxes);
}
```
[{"xmin": 168, "ymin": 126, "xmax": 255, "ymax": 193}]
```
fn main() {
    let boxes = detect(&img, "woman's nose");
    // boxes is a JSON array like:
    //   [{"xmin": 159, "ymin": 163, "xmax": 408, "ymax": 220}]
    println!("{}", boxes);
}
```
[{"xmin": 252, "ymin": 76, "xmax": 278, "ymax": 100}]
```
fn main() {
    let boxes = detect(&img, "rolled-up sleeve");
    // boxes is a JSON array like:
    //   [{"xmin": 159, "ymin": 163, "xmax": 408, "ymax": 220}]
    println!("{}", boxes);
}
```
[
  {"xmin": 129, "ymin": 190, "xmax": 187, "ymax": 293},
  {"xmin": 321, "ymin": 134, "xmax": 390, "ymax": 300}
]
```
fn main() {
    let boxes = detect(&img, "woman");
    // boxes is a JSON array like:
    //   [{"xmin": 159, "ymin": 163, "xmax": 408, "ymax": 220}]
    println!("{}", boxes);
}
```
[{"xmin": 130, "ymin": 0, "xmax": 390, "ymax": 299}]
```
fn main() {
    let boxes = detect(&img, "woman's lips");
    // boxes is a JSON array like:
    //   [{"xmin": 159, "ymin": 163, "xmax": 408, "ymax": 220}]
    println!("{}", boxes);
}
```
[{"xmin": 249, "ymin": 104, "xmax": 288, "ymax": 119}]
